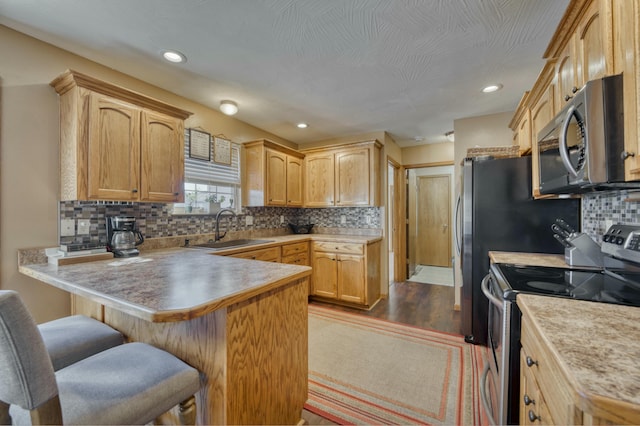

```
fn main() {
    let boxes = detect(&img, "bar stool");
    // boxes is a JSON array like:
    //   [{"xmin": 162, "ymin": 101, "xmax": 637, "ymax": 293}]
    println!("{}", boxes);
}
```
[
  {"xmin": 0, "ymin": 290, "xmax": 201, "ymax": 425},
  {"xmin": 38, "ymin": 314, "xmax": 124, "ymax": 370}
]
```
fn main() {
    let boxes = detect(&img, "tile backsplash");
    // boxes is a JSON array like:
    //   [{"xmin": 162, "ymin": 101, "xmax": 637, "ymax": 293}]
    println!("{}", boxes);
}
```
[
  {"xmin": 59, "ymin": 201, "xmax": 382, "ymax": 245},
  {"xmin": 582, "ymin": 190, "xmax": 640, "ymax": 242}
]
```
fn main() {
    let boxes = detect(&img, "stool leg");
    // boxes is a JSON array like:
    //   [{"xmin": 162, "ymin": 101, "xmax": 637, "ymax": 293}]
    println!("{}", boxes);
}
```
[
  {"xmin": 178, "ymin": 395, "xmax": 196, "ymax": 425},
  {"xmin": 0, "ymin": 400, "xmax": 10, "ymax": 425}
]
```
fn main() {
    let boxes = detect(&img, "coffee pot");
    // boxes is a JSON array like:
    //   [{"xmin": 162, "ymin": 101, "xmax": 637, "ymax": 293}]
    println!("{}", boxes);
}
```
[{"xmin": 106, "ymin": 216, "xmax": 144, "ymax": 257}]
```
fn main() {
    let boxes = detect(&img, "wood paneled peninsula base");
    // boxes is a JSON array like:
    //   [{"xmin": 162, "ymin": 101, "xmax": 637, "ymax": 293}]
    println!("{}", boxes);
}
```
[{"xmin": 19, "ymin": 248, "xmax": 312, "ymax": 425}]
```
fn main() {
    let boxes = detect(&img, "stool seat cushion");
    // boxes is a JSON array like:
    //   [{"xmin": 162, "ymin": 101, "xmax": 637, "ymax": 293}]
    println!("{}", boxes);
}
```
[
  {"xmin": 38, "ymin": 315, "xmax": 124, "ymax": 371},
  {"xmin": 10, "ymin": 342, "xmax": 200, "ymax": 425}
]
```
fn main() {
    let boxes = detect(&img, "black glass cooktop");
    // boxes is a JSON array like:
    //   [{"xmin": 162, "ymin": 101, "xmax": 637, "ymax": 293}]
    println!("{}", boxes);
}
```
[{"xmin": 494, "ymin": 264, "xmax": 640, "ymax": 307}]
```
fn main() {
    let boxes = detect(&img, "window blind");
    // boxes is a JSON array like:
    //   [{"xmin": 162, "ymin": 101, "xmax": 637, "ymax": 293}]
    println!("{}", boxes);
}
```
[{"xmin": 183, "ymin": 130, "xmax": 240, "ymax": 185}]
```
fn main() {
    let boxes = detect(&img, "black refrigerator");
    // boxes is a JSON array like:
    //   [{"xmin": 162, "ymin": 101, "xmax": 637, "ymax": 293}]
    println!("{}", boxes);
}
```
[{"xmin": 460, "ymin": 156, "xmax": 580, "ymax": 345}]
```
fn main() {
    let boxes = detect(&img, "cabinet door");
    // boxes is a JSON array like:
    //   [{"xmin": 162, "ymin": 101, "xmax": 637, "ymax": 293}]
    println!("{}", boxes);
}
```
[
  {"xmin": 337, "ymin": 254, "xmax": 365, "ymax": 304},
  {"xmin": 516, "ymin": 110, "xmax": 532, "ymax": 154},
  {"xmin": 335, "ymin": 148, "xmax": 370, "ymax": 206},
  {"xmin": 286, "ymin": 155, "xmax": 304, "ymax": 206},
  {"xmin": 87, "ymin": 93, "xmax": 140, "ymax": 201},
  {"xmin": 305, "ymin": 153, "xmax": 335, "ymax": 207},
  {"xmin": 266, "ymin": 149, "xmax": 287, "ymax": 206},
  {"xmin": 555, "ymin": 38, "xmax": 577, "ymax": 110},
  {"xmin": 312, "ymin": 252, "xmax": 338, "ymax": 298},
  {"xmin": 140, "ymin": 110, "xmax": 184, "ymax": 202},
  {"xmin": 576, "ymin": 0, "xmax": 609, "ymax": 87}
]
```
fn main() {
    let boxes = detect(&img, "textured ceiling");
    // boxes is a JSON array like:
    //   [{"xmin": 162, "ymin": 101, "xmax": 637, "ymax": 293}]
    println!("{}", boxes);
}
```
[{"xmin": 0, "ymin": 0, "xmax": 570, "ymax": 147}]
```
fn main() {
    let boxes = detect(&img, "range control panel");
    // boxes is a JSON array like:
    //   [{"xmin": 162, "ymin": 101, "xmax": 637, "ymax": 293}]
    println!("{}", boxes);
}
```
[{"xmin": 602, "ymin": 224, "xmax": 640, "ymax": 263}]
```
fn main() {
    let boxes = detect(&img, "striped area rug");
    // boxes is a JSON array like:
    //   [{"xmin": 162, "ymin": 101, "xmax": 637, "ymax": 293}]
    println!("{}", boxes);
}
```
[{"xmin": 306, "ymin": 305, "xmax": 486, "ymax": 425}]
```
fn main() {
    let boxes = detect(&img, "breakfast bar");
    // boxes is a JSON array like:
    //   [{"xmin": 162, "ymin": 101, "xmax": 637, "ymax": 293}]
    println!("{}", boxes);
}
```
[{"xmin": 19, "ymin": 248, "xmax": 312, "ymax": 425}]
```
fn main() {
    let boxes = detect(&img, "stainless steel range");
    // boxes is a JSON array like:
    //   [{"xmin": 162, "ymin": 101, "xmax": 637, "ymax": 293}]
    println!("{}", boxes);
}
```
[{"xmin": 480, "ymin": 224, "xmax": 640, "ymax": 425}]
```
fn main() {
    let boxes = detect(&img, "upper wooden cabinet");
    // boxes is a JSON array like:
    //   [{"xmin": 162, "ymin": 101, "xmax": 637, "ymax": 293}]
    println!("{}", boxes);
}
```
[
  {"xmin": 302, "ymin": 141, "xmax": 382, "ymax": 207},
  {"xmin": 242, "ymin": 139, "xmax": 305, "ymax": 207},
  {"xmin": 512, "ymin": 0, "xmax": 640, "ymax": 190},
  {"xmin": 50, "ymin": 70, "xmax": 192, "ymax": 202}
]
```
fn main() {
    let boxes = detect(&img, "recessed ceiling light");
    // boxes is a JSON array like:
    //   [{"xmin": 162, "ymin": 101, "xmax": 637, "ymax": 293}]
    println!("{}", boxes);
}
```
[
  {"xmin": 219, "ymin": 100, "xmax": 238, "ymax": 115},
  {"xmin": 482, "ymin": 84, "xmax": 503, "ymax": 93},
  {"xmin": 297, "ymin": 123, "xmax": 308, "ymax": 129},
  {"xmin": 162, "ymin": 50, "xmax": 186, "ymax": 63}
]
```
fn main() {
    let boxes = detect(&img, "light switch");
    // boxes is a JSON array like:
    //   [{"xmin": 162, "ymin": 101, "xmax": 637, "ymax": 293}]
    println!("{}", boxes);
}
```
[{"xmin": 60, "ymin": 219, "xmax": 75, "ymax": 237}]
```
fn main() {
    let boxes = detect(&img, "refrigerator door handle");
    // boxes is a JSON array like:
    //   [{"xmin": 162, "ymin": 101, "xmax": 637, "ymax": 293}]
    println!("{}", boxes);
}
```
[{"xmin": 454, "ymin": 194, "xmax": 462, "ymax": 256}]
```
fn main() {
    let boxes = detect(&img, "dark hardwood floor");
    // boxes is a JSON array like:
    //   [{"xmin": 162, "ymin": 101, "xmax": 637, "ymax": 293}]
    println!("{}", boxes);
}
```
[
  {"xmin": 311, "ymin": 280, "xmax": 462, "ymax": 334},
  {"xmin": 303, "ymin": 280, "xmax": 461, "ymax": 424}
]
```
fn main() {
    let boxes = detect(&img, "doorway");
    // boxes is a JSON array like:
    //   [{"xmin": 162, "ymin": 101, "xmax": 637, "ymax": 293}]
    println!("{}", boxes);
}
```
[{"xmin": 407, "ymin": 166, "xmax": 454, "ymax": 286}]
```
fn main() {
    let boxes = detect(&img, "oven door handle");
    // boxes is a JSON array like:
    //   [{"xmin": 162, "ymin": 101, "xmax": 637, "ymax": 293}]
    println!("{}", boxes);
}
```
[
  {"xmin": 480, "ymin": 362, "xmax": 497, "ymax": 426},
  {"xmin": 481, "ymin": 273, "xmax": 504, "ymax": 309}
]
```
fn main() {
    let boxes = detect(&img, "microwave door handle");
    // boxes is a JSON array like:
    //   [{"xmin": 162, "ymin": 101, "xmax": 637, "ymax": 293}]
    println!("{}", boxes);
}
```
[
  {"xmin": 559, "ymin": 105, "xmax": 580, "ymax": 178},
  {"xmin": 481, "ymin": 274, "xmax": 504, "ymax": 309}
]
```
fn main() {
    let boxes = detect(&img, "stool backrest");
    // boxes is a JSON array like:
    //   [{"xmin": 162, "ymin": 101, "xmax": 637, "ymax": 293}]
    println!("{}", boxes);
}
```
[{"xmin": 0, "ymin": 290, "xmax": 58, "ymax": 409}]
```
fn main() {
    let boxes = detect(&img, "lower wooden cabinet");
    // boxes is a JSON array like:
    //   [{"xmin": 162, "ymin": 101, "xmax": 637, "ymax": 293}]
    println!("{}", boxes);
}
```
[
  {"xmin": 311, "ymin": 240, "xmax": 381, "ymax": 309},
  {"xmin": 281, "ymin": 242, "xmax": 309, "ymax": 266}
]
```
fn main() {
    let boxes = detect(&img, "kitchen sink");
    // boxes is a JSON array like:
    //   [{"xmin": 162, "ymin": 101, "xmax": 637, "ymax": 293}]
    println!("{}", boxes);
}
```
[{"xmin": 187, "ymin": 239, "xmax": 274, "ymax": 250}]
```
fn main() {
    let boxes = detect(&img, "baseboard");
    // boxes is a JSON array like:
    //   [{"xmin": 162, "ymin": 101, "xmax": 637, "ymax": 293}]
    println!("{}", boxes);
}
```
[{"xmin": 453, "ymin": 304, "xmax": 461, "ymax": 311}]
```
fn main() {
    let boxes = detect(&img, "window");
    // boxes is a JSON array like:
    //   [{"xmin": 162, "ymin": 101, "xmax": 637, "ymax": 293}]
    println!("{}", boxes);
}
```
[{"xmin": 173, "ymin": 130, "xmax": 241, "ymax": 214}]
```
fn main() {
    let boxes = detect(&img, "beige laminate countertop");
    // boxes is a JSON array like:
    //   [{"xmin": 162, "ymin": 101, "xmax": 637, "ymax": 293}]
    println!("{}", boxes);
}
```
[
  {"xmin": 183, "ymin": 233, "xmax": 383, "ymax": 255},
  {"xmin": 517, "ymin": 294, "xmax": 640, "ymax": 423},
  {"xmin": 19, "ymin": 247, "xmax": 311, "ymax": 323}
]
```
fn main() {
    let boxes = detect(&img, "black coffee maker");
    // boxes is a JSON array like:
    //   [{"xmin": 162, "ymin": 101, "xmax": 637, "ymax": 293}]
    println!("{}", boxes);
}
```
[{"xmin": 106, "ymin": 216, "xmax": 144, "ymax": 257}]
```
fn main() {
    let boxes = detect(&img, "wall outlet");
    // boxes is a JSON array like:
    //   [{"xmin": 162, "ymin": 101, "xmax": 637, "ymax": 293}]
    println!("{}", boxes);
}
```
[
  {"xmin": 280, "ymin": 215, "xmax": 285, "ymax": 224},
  {"xmin": 60, "ymin": 219, "xmax": 75, "ymax": 237},
  {"xmin": 604, "ymin": 219, "xmax": 614, "ymax": 232},
  {"xmin": 245, "ymin": 215, "xmax": 254, "ymax": 226},
  {"xmin": 340, "ymin": 215, "xmax": 346, "ymax": 224},
  {"xmin": 365, "ymin": 215, "xmax": 372, "ymax": 225},
  {"xmin": 77, "ymin": 219, "xmax": 91, "ymax": 235}
]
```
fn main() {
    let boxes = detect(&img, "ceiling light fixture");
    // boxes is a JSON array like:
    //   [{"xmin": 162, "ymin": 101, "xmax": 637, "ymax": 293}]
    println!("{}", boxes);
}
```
[
  {"xmin": 482, "ymin": 84, "xmax": 503, "ymax": 93},
  {"xmin": 296, "ymin": 123, "xmax": 308, "ymax": 129},
  {"xmin": 445, "ymin": 131, "xmax": 455, "ymax": 142},
  {"xmin": 161, "ymin": 50, "xmax": 186, "ymax": 63},
  {"xmin": 219, "ymin": 100, "xmax": 238, "ymax": 116}
]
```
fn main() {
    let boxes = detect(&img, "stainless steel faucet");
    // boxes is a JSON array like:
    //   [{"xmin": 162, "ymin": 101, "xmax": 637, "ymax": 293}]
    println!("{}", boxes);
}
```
[{"xmin": 214, "ymin": 208, "xmax": 237, "ymax": 241}]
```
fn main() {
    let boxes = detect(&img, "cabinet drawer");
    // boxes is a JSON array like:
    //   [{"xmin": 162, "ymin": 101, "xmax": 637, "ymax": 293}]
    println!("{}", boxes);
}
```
[
  {"xmin": 313, "ymin": 241, "xmax": 364, "ymax": 255},
  {"xmin": 282, "ymin": 252, "xmax": 309, "ymax": 266},
  {"xmin": 230, "ymin": 247, "xmax": 281, "ymax": 262},
  {"xmin": 521, "ymin": 318, "xmax": 574, "ymax": 425},
  {"xmin": 282, "ymin": 242, "xmax": 309, "ymax": 257}
]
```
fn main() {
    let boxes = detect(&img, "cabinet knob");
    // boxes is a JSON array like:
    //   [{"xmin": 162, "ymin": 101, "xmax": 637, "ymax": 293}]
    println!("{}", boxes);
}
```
[
  {"xmin": 132, "ymin": 188, "xmax": 138, "ymax": 193},
  {"xmin": 526, "ymin": 356, "xmax": 538, "ymax": 367},
  {"xmin": 621, "ymin": 151, "xmax": 636, "ymax": 160},
  {"xmin": 523, "ymin": 394, "xmax": 534, "ymax": 406},
  {"xmin": 174, "ymin": 192, "xmax": 180, "ymax": 196},
  {"xmin": 564, "ymin": 94, "xmax": 573, "ymax": 102},
  {"xmin": 528, "ymin": 410, "xmax": 540, "ymax": 422},
  {"xmin": 571, "ymin": 86, "xmax": 579, "ymax": 94}
]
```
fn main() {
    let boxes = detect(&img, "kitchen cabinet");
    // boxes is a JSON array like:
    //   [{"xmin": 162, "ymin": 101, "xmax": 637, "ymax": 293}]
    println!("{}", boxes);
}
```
[
  {"xmin": 612, "ymin": 0, "xmax": 640, "ymax": 180},
  {"xmin": 302, "ymin": 141, "xmax": 382, "ymax": 207},
  {"xmin": 281, "ymin": 241, "xmax": 309, "ymax": 266},
  {"xmin": 311, "ymin": 240, "xmax": 381, "ymax": 309},
  {"xmin": 50, "ymin": 70, "xmax": 192, "ymax": 202},
  {"xmin": 242, "ymin": 139, "xmax": 305, "ymax": 207}
]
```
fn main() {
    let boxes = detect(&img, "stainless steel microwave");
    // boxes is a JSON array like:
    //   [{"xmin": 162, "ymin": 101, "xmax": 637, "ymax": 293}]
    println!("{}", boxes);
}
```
[{"xmin": 537, "ymin": 73, "xmax": 632, "ymax": 194}]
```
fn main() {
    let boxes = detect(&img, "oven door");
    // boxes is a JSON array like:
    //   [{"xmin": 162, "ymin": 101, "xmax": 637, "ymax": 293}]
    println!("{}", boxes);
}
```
[{"xmin": 479, "ymin": 272, "xmax": 511, "ymax": 425}]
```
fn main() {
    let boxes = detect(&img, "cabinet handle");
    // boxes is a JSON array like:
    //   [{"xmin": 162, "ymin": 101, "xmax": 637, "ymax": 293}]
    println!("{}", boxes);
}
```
[
  {"xmin": 523, "ymin": 394, "xmax": 534, "ymax": 406},
  {"xmin": 174, "ymin": 192, "xmax": 179, "ymax": 196},
  {"xmin": 526, "ymin": 356, "xmax": 538, "ymax": 367},
  {"xmin": 621, "ymin": 151, "xmax": 636, "ymax": 160},
  {"xmin": 528, "ymin": 410, "xmax": 540, "ymax": 422},
  {"xmin": 132, "ymin": 188, "xmax": 138, "ymax": 193}
]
